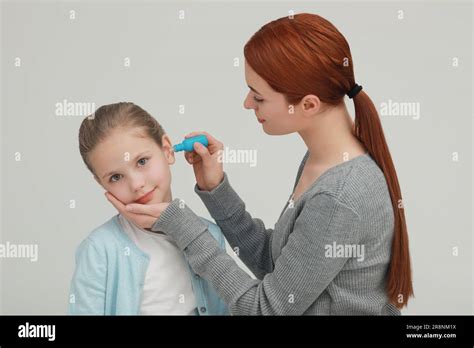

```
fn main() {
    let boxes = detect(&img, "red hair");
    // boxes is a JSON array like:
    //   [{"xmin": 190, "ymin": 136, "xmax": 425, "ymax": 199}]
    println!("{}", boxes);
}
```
[{"xmin": 244, "ymin": 13, "xmax": 413, "ymax": 308}]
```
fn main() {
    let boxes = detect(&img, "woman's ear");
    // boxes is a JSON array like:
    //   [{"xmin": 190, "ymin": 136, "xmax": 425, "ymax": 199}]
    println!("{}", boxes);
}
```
[
  {"xmin": 161, "ymin": 134, "xmax": 176, "ymax": 165},
  {"xmin": 300, "ymin": 94, "xmax": 322, "ymax": 117}
]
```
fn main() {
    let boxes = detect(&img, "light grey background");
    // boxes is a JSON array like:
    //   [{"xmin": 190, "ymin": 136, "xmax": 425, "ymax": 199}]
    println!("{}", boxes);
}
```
[{"xmin": 1, "ymin": 0, "xmax": 472, "ymax": 314}]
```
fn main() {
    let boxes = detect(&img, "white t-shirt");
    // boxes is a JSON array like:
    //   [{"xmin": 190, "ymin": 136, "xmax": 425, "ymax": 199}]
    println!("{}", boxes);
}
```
[{"xmin": 118, "ymin": 214, "xmax": 197, "ymax": 315}]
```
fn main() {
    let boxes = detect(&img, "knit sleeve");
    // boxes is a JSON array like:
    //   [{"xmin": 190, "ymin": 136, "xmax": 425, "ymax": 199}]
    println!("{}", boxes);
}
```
[
  {"xmin": 194, "ymin": 173, "xmax": 275, "ymax": 279},
  {"xmin": 152, "ymin": 193, "xmax": 362, "ymax": 315}
]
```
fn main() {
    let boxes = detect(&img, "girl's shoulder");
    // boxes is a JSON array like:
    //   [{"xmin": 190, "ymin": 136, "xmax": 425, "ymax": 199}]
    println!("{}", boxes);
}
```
[{"xmin": 79, "ymin": 215, "xmax": 124, "ymax": 251}]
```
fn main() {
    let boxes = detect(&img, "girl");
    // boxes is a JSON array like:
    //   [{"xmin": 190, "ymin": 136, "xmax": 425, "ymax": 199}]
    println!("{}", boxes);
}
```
[
  {"xmin": 68, "ymin": 102, "xmax": 228, "ymax": 315},
  {"xmin": 107, "ymin": 13, "xmax": 414, "ymax": 315}
]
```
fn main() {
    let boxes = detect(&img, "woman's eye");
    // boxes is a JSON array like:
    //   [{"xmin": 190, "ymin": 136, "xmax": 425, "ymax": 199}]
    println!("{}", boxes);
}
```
[
  {"xmin": 253, "ymin": 96, "xmax": 264, "ymax": 103},
  {"xmin": 110, "ymin": 174, "xmax": 122, "ymax": 183},
  {"xmin": 137, "ymin": 157, "xmax": 148, "ymax": 166}
]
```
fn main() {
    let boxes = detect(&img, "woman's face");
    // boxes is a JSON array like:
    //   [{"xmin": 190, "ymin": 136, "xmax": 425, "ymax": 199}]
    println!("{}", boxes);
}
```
[
  {"xmin": 243, "ymin": 61, "xmax": 313, "ymax": 135},
  {"xmin": 88, "ymin": 127, "xmax": 175, "ymax": 205}
]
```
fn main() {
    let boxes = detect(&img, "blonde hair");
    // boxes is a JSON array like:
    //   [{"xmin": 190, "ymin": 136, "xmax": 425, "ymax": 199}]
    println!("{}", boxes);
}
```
[{"xmin": 78, "ymin": 102, "xmax": 165, "ymax": 174}]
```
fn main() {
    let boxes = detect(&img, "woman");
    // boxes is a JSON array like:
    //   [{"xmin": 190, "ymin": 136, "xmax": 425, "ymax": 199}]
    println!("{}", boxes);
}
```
[{"xmin": 107, "ymin": 13, "xmax": 414, "ymax": 315}]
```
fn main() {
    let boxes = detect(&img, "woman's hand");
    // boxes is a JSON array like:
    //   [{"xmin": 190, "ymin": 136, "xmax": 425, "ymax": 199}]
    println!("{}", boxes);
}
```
[
  {"xmin": 105, "ymin": 192, "xmax": 170, "ymax": 230},
  {"xmin": 183, "ymin": 131, "xmax": 224, "ymax": 191}
]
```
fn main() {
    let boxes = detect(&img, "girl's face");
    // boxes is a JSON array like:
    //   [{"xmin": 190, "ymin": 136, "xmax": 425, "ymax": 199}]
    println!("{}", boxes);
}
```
[
  {"xmin": 243, "ymin": 61, "xmax": 321, "ymax": 135},
  {"xmin": 88, "ymin": 127, "xmax": 175, "ymax": 206}
]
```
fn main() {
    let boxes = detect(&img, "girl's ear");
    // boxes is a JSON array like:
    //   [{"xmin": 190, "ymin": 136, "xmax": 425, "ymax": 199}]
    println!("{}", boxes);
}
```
[{"xmin": 161, "ymin": 134, "xmax": 176, "ymax": 165}]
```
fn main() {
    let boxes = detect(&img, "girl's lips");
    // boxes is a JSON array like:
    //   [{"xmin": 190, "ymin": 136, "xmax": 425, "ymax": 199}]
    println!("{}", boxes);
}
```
[
  {"xmin": 257, "ymin": 118, "xmax": 266, "ymax": 123},
  {"xmin": 134, "ymin": 188, "xmax": 156, "ymax": 204}
]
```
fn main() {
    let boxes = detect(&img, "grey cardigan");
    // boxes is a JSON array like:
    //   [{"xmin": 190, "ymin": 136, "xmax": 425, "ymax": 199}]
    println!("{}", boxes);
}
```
[{"xmin": 152, "ymin": 151, "xmax": 401, "ymax": 315}]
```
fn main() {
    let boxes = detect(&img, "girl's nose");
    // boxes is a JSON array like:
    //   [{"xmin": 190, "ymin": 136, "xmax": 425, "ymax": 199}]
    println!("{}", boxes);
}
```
[{"xmin": 131, "ymin": 173, "xmax": 146, "ymax": 192}]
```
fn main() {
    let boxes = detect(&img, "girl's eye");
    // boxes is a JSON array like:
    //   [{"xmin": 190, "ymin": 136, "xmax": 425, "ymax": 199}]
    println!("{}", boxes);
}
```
[
  {"xmin": 137, "ymin": 157, "xmax": 149, "ymax": 166},
  {"xmin": 110, "ymin": 174, "xmax": 122, "ymax": 183},
  {"xmin": 253, "ymin": 96, "xmax": 264, "ymax": 103}
]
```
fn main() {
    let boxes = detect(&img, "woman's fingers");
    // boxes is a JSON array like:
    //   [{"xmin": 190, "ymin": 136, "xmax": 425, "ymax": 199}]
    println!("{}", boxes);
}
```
[
  {"xmin": 184, "ymin": 131, "xmax": 203, "ymax": 139},
  {"xmin": 105, "ymin": 192, "xmax": 165, "ymax": 229},
  {"xmin": 182, "ymin": 131, "xmax": 224, "ymax": 191},
  {"xmin": 105, "ymin": 192, "xmax": 141, "ymax": 223},
  {"xmin": 125, "ymin": 202, "xmax": 168, "ymax": 217},
  {"xmin": 184, "ymin": 131, "xmax": 223, "ymax": 153},
  {"xmin": 184, "ymin": 151, "xmax": 193, "ymax": 164},
  {"xmin": 192, "ymin": 142, "xmax": 211, "ymax": 161},
  {"xmin": 184, "ymin": 149, "xmax": 203, "ymax": 165},
  {"xmin": 105, "ymin": 192, "xmax": 126, "ymax": 212}
]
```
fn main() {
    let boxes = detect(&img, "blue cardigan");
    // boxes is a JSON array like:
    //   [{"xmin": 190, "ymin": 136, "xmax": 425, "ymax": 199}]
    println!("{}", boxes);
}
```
[{"xmin": 68, "ymin": 215, "xmax": 229, "ymax": 315}]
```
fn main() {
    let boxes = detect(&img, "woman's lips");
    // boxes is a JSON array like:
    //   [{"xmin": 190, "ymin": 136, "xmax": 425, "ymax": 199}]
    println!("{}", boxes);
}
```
[
  {"xmin": 257, "ymin": 118, "xmax": 266, "ymax": 123},
  {"xmin": 134, "ymin": 188, "xmax": 156, "ymax": 204}
]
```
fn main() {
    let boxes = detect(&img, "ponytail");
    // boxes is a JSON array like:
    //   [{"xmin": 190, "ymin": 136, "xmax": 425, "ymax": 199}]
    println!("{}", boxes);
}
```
[
  {"xmin": 244, "ymin": 12, "xmax": 414, "ymax": 308},
  {"xmin": 353, "ymin": 91, "xmax": 414, "ymax": 308}
]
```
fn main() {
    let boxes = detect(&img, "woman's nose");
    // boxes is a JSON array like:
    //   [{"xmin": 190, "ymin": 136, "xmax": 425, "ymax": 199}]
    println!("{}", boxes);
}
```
[{"xmin": 243, "ymin": 93, "xmax": 255, "ymax": 110}]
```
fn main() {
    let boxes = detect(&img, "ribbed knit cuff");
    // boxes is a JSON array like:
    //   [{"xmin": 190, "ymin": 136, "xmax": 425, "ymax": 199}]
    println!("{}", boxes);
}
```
[
  {"xmin": 151, "ymin": 198, "xmax": 207, "ymax": 251},
  {"xmin": 194, "ymin": 173, "xmax": 244, "ymax": 221}
]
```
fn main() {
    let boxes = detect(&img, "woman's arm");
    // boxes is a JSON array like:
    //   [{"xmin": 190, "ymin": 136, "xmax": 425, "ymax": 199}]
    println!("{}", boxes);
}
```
[
  {"xmin": 181, "ymin": 132, "xmax": 277, "ymax": 278},
  {"xmin": 195, "ymin": 173, "xmax": 275, "ymax": 279},
  {"xmin": 68, "ymin": 238, "xmax": 107, "ymax": 315},
  {"xmin": 152, "ymin": 193, "xmax": 362, "ymax": 315}
]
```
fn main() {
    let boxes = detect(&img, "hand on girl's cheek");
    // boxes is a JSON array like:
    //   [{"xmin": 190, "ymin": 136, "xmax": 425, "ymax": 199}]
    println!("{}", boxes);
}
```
[
  {"xmin": 105, "ymin": 191, "xmax": 117, "ymax": 202},
  {"xmin": 104, "ymin": 190, "xmax": 167, "ymax": 230},
  {"xmin": 105, "ymin": 191, "xmax": 126, "ymax": 210},
  {"xmin": 105, "ymin": 191, "xmax": 135, "ymax": 220}
]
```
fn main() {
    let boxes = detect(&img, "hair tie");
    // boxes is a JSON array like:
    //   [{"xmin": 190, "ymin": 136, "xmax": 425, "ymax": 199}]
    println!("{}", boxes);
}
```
[{"xmin": 347, "ymin": 84, "xmax": 363, "ymax": 99}]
